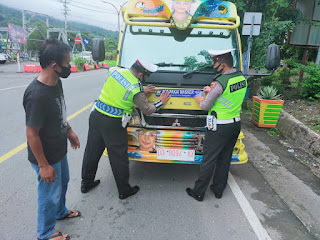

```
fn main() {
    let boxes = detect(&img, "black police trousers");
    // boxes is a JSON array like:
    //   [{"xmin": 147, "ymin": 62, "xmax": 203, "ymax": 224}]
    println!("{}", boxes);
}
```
[
  {"xmin": 193, "ymin": 121, "xmax": 241, "ymax": 197},
  {"xmin": 82, "ymin": 109, "xmax": 131, "ymax": 195}
]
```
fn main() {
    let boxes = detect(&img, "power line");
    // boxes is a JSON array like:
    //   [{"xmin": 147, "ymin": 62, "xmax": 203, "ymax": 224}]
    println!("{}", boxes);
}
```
[
  {"xmin": 27, "ymin": 12, "xmax": 117, "ymax": 34},
  {"xmin": 68, "ymin": 3, "xmax": 117, "ymax": 14},
  {"xmin": 37, "ymin": 0, "xmax": 120, "ymax": 29},
  {"xmin": 23, "ymin": 1, "xmax": 119, "ymax": 40},
  {"xmin": 72, "ymin": 0, "xmax": 127, "ymax": 11},
  {"xmin": 48, "ymin": 0, "xmax": 117, "ymax": 14}
]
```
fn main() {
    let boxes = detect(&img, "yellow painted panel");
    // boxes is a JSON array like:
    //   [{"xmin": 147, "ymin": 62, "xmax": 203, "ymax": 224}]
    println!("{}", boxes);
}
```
[{"xmin": 147, "ymin": 88, "xmax": 203, "ymax": 110}]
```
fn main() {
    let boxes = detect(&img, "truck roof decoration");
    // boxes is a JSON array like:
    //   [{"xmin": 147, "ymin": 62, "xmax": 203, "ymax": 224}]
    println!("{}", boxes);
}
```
[{"xmin": 123, "ymin": 0, "xmax": 240, "ymax": 30}]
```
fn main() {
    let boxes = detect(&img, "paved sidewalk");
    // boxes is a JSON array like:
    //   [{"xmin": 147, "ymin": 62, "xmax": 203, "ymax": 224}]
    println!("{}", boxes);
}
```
[{"xmin": 241, "ymin": 112, "xmax": 320, "ymax": 239}]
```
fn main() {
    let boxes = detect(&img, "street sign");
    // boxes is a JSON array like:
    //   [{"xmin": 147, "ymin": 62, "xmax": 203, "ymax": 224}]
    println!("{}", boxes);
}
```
[
  {"xmin": 75, "ymin": 37, "xmax": 82, "ymax": 45},
  {"xmin": 241, "ymin": 12, "xmax": 262, "ymax": 73},
  {"xmin": 83, "ymin": 38, "xmax": 90, "ymax": 45},
  {"xmin": 242, "ymin": 25, "xmax": 261, "ymax": 36},
  {"xmin": 242, "ymin": 12, "xmax": 262, "ymax": 36},
  {"xmin": 243, "ymin": 12, "xmax": 262, "ymax": 25}
]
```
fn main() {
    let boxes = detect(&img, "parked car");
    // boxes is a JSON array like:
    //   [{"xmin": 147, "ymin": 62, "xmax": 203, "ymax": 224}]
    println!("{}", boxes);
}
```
[
  {"xmin": 0, "ymin": 53, "xmax": 7, "ymax": 64},
  {"xmin": 80, "ymin": 51, "xmax": 93, "ymax": 63}
]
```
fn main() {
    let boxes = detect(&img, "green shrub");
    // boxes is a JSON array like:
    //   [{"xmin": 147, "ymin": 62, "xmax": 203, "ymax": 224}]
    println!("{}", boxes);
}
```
[
  {"xmin": 278, "ymin": 67, "xmax": 291, "ymax": 85},
  {"xmin": 259, "ymin": 67, "xmax": 294, "ymax": 95},
  {"xmin": 290, "ymin": 67, "xmax": 300, "ymax": 76},
  {"xmin": 72, "ymin": 56, "xmax": 87, "ymax": 71},
  {"xmin": 260, "ymin": 75, "xmax": 274, "ymax": 87},
  {"xmin": 105, "ymin": 50, "xmax": 117, "ymax": 60},
  {"xmin": 259, "ymin": 71, "xmax": 285, "ymax": 94},
  {"xmin": 271, "ymin": 80, "xmax": 285, "ymax": 94},
  {"xmin": 246, "ymin": 77, "xmax": 255, "ymax": 88},
  {"xmin": 296, "ymin": 62, "xmax": 320, "ymax": 99}
]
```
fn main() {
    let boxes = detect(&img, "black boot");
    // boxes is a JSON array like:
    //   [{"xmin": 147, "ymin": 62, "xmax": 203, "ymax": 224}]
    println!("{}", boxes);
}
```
[
  {"xmin": 119, "ymin": 186, "xmax": 140, "ymax": 200},
  {"xmin": 186, "ymin": 188, "xmax": 204, "ymax": 202},
  {"xmin": 81, "ymin": 179, "xmax": 100, "ymax": 193},
  {"xmin": 210, "ymin": 185, "xmax": 222, "ymax": 199}
]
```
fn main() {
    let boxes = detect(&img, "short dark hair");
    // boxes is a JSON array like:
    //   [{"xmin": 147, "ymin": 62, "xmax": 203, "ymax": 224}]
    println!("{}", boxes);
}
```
[
  {"xmin": 216, "ymin": 53, "xmax": 234, "ymax": 67},
  {"xmin": 131, "ymin": 62, "xmax": 151, "ymax": 75},
  {"xmin": 39, "ymin": 39, "xmax": 71, "ymax": 69}
]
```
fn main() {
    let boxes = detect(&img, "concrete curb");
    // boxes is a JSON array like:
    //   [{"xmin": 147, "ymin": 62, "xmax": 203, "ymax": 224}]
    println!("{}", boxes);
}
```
[
  {"xmin": 242, "ymin": 129, "xmax": 320, "ymax": 238},
  {"xmin": 276, "ymin": 110, "xmax": 320, "ymax": 162}
]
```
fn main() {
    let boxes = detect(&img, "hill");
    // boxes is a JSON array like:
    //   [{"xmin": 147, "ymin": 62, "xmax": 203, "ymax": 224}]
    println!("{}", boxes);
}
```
[{"xmin": 0, "ymin": 4, "xmax": 118, "ymax": 40}]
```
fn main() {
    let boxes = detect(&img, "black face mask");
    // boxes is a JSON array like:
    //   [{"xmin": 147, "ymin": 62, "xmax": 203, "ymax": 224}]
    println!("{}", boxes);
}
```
[
  {"xmin": 138, "ymin": 74, "xmax": 144, "ymax": 82},
  {"xmin": 55, "ymin": 64, "xmax": 71, "ymax": 78},
  {"xmin": 213, "ymin": 63, "xmax": 223, "ymax": 75},
  {"xmin": 139, "ymin": 73, "xmax": 150, "ymax": 82}
]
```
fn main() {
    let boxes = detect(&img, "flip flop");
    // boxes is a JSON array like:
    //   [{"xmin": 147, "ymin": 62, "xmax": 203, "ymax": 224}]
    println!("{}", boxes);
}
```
[
  {"xmin": 38, "ymin": 231, "xmax": 70, "ymax": 240},
  {"xmin": 57, "ymin": 210, "xmax": 81, "ymax": 220}
]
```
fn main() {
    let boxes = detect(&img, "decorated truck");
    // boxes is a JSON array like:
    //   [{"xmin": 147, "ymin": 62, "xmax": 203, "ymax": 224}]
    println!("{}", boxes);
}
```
[{"xmin": 92, "ymin": 0, "xmax": 280, "ymax": 165}]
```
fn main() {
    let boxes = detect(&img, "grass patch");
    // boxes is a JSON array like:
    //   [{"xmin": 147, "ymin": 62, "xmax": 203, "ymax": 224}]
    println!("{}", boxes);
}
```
[
  {"xmin": 267, "ymin": 129, "xmax": 281, "ymax": 137},
  {"xmin": 100, "ymin": 60, "xmax": 116, "ymax": 66}
]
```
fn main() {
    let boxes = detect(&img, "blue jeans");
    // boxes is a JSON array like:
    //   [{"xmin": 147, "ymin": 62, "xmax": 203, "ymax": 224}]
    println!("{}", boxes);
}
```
[{"xmin": 31, "ymin": 155, "xmax": 70, "ymax": 239}]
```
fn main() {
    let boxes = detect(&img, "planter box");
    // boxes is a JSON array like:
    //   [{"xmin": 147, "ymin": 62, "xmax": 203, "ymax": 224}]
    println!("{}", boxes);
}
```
[{"xmin": 252, "ymin": 96, "xmax": 284, "ymax": 128}]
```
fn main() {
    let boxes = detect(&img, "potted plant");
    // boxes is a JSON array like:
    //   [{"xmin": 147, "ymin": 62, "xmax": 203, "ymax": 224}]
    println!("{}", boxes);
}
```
[{"xmin": 252, "ymin": 86, "xmax": 284, "ymax": 128}]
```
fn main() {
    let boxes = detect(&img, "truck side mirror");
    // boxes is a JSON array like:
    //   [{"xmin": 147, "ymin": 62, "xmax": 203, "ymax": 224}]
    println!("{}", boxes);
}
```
[
  {"xmin": 265, "ymin": 44, "xmax": 280, "ymax": 71},
  {"xmin": 92, "ymin": 38, "xmax": 105, "ymax": 62}
]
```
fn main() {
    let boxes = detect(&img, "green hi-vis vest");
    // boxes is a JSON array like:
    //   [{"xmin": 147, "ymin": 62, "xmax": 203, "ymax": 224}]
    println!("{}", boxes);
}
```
[
  {"xmin": 95, "ymin": 67, "xmax": 141, "ymax": 118},
  {"xmin": 209, "ymin": 72, "xmax": 247, "ymax": 120}
]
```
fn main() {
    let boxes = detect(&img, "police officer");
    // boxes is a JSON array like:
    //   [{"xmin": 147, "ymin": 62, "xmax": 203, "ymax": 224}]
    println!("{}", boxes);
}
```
[
  {"xmin": 186, "ymin": 49, "xmax": 247, "ymax": 201},
  {"xmin": 81, "ymin": 59, "xmax": 170, "ymax": 200}
]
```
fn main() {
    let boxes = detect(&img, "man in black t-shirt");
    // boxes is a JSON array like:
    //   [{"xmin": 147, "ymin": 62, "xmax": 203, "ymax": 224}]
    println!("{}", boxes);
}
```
[{"xmin": 23, "ymin": 39, "xmax": 81, "ymax": 240}]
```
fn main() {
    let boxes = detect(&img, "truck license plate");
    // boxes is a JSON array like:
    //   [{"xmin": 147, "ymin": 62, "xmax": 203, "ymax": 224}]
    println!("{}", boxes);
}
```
[{"xmin": 157, "ymin": 148, "xmax": 195, "ymax": 161}]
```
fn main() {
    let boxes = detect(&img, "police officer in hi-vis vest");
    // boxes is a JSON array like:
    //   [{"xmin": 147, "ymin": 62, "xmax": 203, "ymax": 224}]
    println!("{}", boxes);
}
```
[
  {"xmin": 186, "ymin": 49, "xmax": 247, "ymax": 201},
  {"xmin": 81, "ymin": 59, "xmax": 170, "ymax": 199}
]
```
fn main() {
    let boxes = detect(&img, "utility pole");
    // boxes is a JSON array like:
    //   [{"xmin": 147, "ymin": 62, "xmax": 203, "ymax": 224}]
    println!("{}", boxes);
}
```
[
  {"xmin": 59, "ymin": 0, "xmax": 70, "ymax": 45},
  {"xmin": 46, "ymin": 16, "xmax": 50, "ymax": 39},
  {"xmin": 101, "ymin": 1, "xmax": 128, "ymax": 37},
  {"xmin": 316, "ymin": 37, "xmax": 320, "ymax": 65},
  {"xmin": 22, "ymin": 11, "xmax": 26, "ymax": 31},
  {"xmin": 63, "ymin": 0, "xmax": 68, "ymax": 36}
]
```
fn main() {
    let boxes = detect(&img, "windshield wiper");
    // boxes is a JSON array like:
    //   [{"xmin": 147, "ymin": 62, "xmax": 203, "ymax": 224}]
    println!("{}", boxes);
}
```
[
  {"xmin": 183, "ymin": 65, "xmax": 213, "ymax": 78},
  {"xmin": 156, "ymin": 62, "xmax": 189, "ymax": 67}
]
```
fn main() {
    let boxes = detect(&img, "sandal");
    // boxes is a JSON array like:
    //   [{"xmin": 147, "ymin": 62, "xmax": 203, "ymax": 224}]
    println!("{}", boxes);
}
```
[
  {"xmin": 57, "ymin": 210, "xmax": 81, "ymax": 220},
  {"xmin": 38, "ymin": 231, "xmax": 70, "ymax": 240}
]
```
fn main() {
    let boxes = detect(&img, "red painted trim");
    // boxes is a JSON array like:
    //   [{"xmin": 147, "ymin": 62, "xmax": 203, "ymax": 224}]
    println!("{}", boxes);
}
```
[
  {"xmin": 252, "ymin": 96, "xmax": 284, "ymax": 105},
  {"xmin": 251, "ymin": 120, "xmax": 277, "ymax": 128},
  {"xmin": 306, "ymin": 0, "xmax": 316, "ymax": 45}
]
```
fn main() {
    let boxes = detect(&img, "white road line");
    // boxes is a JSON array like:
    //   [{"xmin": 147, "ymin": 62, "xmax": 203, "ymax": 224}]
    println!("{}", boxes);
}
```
[
  {"xmin": 0, "ymin": 85, "xmax": 28, "ymax": 91},
  {"xmin": 67, "ymin": 71, "xmax": 107, "ymax": 80},
  {"xmin": 228, "ymin": 173, "xmax": 272, "ymax": 240},
  {"xmin": 0, "ymin": 71, "xmax": 107, "ymax": 91}
]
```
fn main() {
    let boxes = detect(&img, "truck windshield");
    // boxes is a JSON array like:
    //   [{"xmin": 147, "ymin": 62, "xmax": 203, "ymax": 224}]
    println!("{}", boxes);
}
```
[{"xmin": 119, "ymin": 25, "xmax": 240, "ymax": 72}]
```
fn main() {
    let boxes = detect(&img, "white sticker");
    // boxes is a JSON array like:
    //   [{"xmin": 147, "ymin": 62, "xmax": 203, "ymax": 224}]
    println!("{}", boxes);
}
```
[{"xmin": 207, "ymin": 115, "xmax": 217, "ymax": 131}]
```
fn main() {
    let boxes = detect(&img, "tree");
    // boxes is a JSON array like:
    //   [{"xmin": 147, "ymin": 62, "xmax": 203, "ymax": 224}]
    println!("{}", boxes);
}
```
[
  {"xmin": 229, "ymin": 0, "xmax": 302, "ymax": 69},
  {"xmin": 27, "ymin": 22, "xmax": 47, "ymax": 53},
  {"xmin": 104, "ymin": 37, "xmax": 118, "ymax": 60}
]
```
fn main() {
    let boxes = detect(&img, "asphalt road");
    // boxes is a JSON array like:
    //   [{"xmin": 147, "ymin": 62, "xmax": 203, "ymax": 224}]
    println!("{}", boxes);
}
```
[{"xmin": 0, "ymin": 62, "xmax": 316, "ymax": 240}]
